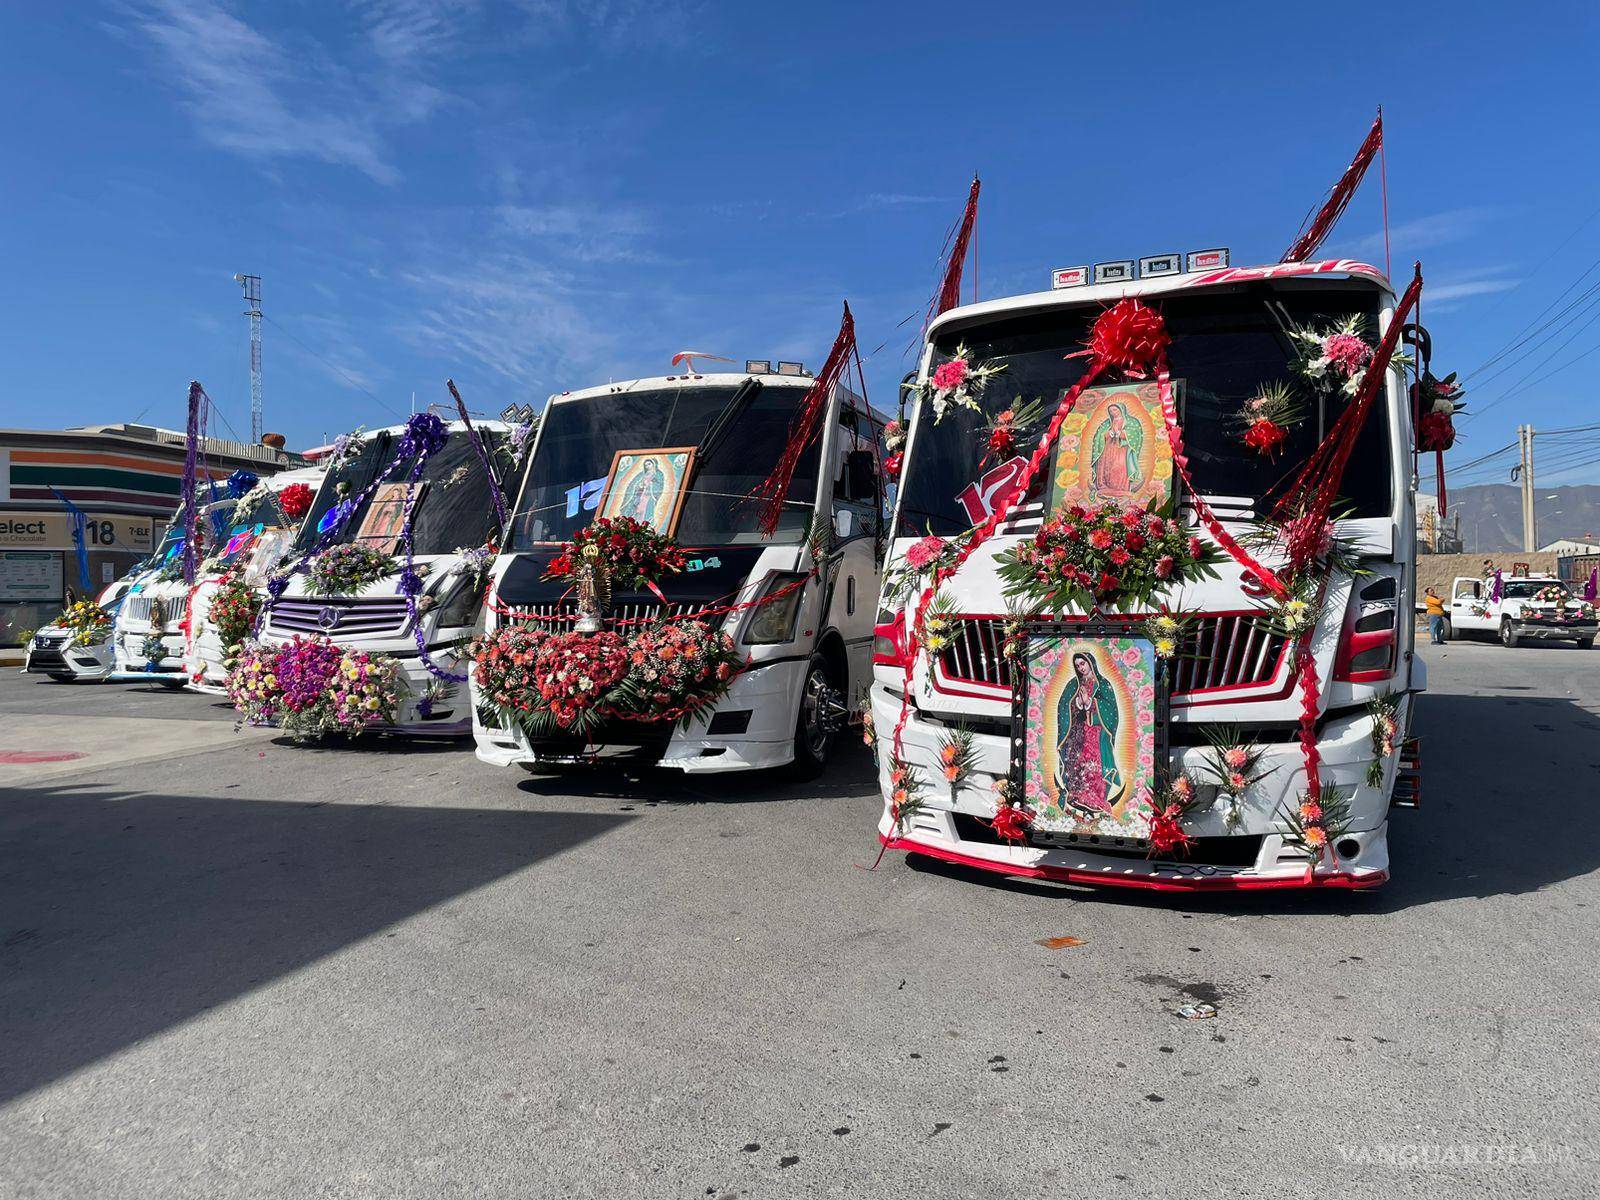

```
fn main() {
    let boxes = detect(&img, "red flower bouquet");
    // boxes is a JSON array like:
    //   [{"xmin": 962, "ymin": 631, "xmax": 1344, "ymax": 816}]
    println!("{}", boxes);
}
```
[
  {"xmin": 996, "ymin": 501, "xmax": 1220, "ymax": 613},
  {"xmin": 544, "ymin": 517, "xmax": 687, "ymax": 590},
  {"xmin": 621, "ymin": 619, "xmax": 747, "ymax": 726},
  {"xmin": 208, "ymin": 565, "xmax": 262, "ymax": 658}
]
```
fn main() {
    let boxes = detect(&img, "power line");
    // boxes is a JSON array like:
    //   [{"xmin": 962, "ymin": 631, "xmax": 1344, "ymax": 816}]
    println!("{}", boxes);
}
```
[{"xmin": 260, "ymin": 312, "xmax": 406, "ymax": 420}]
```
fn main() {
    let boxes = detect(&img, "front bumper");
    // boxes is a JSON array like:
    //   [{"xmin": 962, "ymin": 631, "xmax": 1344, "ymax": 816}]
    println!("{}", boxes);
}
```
[
  {"xmin": 868, "ymin": 683, "xmax": 1396, "ymax": 891},
  {"xmin": 23, "ymin": 633, "xmax": 114, "ymax": 680},
  {"xmin": 473, "ymin": 658, "xmax": 807, "ymax": 773},
  {"xmin": 1511, "ymin": 620, "xmax": 1597, "ymax": 641}
]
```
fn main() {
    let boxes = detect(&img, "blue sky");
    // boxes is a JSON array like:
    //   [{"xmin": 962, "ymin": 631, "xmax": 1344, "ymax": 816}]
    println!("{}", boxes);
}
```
[{"xmin": 2, "ymin": 1, "xmax": 1597, "ymax": 484}]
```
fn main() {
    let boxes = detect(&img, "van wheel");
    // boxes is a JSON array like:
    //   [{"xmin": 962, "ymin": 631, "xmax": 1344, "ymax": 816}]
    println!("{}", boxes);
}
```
[
  {"xmin": 1500, "ymin": 618, "xmax": 1521, "ymax": 648},
  {"xmin": 1439, "ymin": 618, "xmax": 1452, "ymax": 642},
  {"xmin": 787, "ymin": 653, "xmax": 844, "ymax": 780},
  {"xmin": 1577, "ymin": 637, "xmax": 1594, "ymax": 649}
]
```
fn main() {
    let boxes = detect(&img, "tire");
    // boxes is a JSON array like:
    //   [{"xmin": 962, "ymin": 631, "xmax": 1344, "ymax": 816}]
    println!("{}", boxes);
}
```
[
  {"xmin": 1500, "ymin": 618, "xmax": 1521, "ymax": 648},
  {"xmin": 786, "ymin": 652, "xmax": 844, "ymax": 781},
  {"xmin": 1577, "ymin": 637, "xmax": 1594, "ymax": 649},
  {"xmin": 1439, "ymin": 619, "xmax": 1452, "ymax": 643}
]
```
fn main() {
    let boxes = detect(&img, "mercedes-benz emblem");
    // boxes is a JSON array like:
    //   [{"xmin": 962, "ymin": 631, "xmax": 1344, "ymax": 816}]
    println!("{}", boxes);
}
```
[{"xmin": 316, "ymin": 606, "xmax": 340, "ymax": 632}]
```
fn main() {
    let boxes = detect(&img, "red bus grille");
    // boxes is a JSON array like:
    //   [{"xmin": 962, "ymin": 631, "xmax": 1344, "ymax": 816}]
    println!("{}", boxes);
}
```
[{"xmin": 937, "ymin": 615, "xmax": 1288, "ymax": 697}]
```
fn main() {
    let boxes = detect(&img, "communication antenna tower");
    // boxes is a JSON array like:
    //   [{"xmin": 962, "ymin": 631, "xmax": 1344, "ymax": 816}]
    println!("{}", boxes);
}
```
[{"xmin": 234, "ymin": 273, "xmax": 263, "ymax": 442}]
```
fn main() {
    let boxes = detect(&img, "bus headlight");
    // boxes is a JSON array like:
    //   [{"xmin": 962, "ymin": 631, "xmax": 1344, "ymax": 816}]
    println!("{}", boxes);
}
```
[
  {"xmin": 739, "ymin": 572, "xmax": 809, "ymax": 645},
  {"xmin": 431, "ymin": 574, "xmax": 484, "ymax": 629}
]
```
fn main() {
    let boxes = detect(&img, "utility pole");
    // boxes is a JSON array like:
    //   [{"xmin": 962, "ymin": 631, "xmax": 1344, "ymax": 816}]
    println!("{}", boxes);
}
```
[
  {"xmin": 235, "ymin": 273, "xmax": 263, "ymax": 443},
  {"xmin": 1517, "ymin": 423, "xmax": 1537, "ymax": 553}
]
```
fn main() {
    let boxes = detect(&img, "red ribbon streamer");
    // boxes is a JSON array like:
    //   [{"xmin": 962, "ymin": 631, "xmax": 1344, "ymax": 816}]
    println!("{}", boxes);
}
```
[
  {"xmin": 1282, "ymin": 112, "xmax": 1383, "ymax": 264},
  {"xmin": 750, "ymin": 302, "xmax": 856, "ymax": 537},
  {"xmin": 935, "ymin": 177, "xmax": 981, "ymax": 318}
]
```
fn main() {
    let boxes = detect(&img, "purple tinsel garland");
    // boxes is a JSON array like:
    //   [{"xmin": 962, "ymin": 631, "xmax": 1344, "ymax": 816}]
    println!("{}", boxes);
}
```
[
  {"xmin": 249, "ymin": 413, "xmax": 473, "ymax": 686},
  {"xmin": 180, "ymin": 382, "xmax": 208, "ymax": 586}
]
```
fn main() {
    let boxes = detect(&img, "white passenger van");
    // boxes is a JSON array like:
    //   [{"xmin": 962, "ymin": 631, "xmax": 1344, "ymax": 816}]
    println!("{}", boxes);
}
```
[
  {"xmin": 184, "ymin": 465, "xmax": 327, "ymax": 693},
  {"xmin": 257, "ymin": 420, "xmax": 512, "ymax": 735},
  {"xmin": 872, "ymin": 256, "xmax": 1420, "ymax": 890},
  {"xmin": 474, "ymin": 365, "xmax": 886, "ymax": 775}
]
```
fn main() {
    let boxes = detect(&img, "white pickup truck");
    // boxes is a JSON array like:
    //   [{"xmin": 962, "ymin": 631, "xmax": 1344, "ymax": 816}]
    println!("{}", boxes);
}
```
[{"xmin": 1447, "ymin": 573, "xmax": 1597, "ymax": 648}]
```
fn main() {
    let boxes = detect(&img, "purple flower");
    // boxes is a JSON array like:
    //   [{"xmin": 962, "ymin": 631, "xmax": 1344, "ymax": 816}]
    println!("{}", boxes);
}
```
[{"xmin": 398, "ymin": 568, "xmax": 424, "ymax": 597}]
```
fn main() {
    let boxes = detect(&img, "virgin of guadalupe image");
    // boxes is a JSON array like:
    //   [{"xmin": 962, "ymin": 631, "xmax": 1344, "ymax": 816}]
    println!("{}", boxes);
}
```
[
  {"xmin": 1054, "ymin": 651, "xmax": 1125, "ymax": 817},
  {"xmin": 618, "ymin": 457, "xmax": 666, "ymax": 524},
  {"xmin": 1089, "ymin": 402, "xmax": 1144, "ymax": 498}
]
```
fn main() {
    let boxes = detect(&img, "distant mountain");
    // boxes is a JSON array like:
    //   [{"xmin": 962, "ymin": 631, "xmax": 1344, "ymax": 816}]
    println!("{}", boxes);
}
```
[{"xmin": 1425, "ymin": 484, "xmax": 1600, "ymax": 553}]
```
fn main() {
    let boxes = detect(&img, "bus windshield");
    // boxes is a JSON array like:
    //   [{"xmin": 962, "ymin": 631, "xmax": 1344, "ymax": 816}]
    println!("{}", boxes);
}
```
[
  {"xmin": 295, "ymin": 431, "xmax": 503, "ymax": 556},
  {"xmin": 896, "ymin": 285, "xmax": 1394, "ymax": 537},
  {"xmin": 508, "ymin": 381, "xmax": 823, "ymax": 548}
]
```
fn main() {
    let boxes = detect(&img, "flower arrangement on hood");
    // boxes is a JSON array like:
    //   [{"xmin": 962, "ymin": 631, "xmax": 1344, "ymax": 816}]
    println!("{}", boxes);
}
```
[
  {"xmin": 328, "ymin": 648, "xmax": 403, "ymax": 732},
  {"xmin": 995, "ymin": 501, "xmax": 1220, "ymax": 614},
  {"xmin": 883, "ymin": 531, "xmax": 969, "ymax": 605},
  {"xmin": 543, "ymin": 517, "xmax": 686, "ymax": 591},
  {"xmin": 915, "ymin": 345, "xmax": 1004, "ymax": 423},
  {"xmin": 228, "ymin": 634, "xmax": 403, "ymax": 740},
  {"xmin": 471, "ymin": 619, "xmax": 745, "ymax": 738},
  {"xmin": 1234, "ymin": 381, "xmax": 1303, "ymax": 458},
  {"xmin": 227, "ymin": 641, "xmax": 282, "ymax": 726},
  {"xmin": 207, "ymin": 565, "xmax": 261, "ymax": 659},
  {"xmin": 277, "ymin": 482, "xmax": 315, "ymax": 521},
  {"xmin": 305, "ymin": 542, "xmax": 396, "ymax": 597},
  {"xmin": 55, "ymin": 599, "xmax": 113, "ymax": 647},
  {"xmin": 620, "ymin": 620, "xmax": 746, "ymax": 726},
  {"xmin": 1417, "ymin": 371, "xmax": 1465, "ymax": 453}
]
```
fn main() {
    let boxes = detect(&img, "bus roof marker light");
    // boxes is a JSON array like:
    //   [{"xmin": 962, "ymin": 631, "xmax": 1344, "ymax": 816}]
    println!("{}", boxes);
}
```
[
  {"xmin": 1139, "ymin": 253, "xmax": 1181, "ymax": 278},
  {"xmin": 746, "ymin": 360, "xmax": 772, "ymax": 375},
  {"xmin": 1093, "ymin": 260, "xmax": 1136, "ymax": 285},
  {"xmin": 1051, "ymin": 266, "xmax": 1090, "ymax": 289},
  {"xmin": 1185, "ymin": 248, "xmax": 1230, "ymax": 272},
  {"xmin": 776, "ymin": 361, "xmax": 806, "ymax": 377}
]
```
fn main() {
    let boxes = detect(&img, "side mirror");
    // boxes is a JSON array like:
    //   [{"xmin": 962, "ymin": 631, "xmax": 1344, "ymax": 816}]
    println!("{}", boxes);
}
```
[
  {"xmin": 844, "ymin": 449, "xmax": 877, "ymax": 501},
  {"xmin": 834, "ymin": 509, "xmax": 858, "ymax": 541}
]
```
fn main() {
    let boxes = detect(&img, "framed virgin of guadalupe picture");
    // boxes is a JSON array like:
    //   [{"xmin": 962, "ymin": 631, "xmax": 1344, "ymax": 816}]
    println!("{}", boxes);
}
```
[
  {"xmin": 596, "ymin": 446, "xmax": 697, "ymax": 536},
  {"xmin": 1012, "ymin": 622, "xmax": 1168, "ymax": 842},
  {"xmin": 1045, "ymin": 381, "xmax": 1178, "ymax": 515},
  {"xmin": 356, "ymin": 481, "xmax": 425, "ymax": 554}
]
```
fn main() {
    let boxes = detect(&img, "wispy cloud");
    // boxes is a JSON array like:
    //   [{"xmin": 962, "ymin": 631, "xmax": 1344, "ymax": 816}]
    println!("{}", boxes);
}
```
[
  {"xmin": 493, "ymin": 203, "xmax": 659, "ymax": 262},
  {"xmin": 118, "ymin": 0, "xmax": 463, "ymax": 183},
  {"xmin": 400, "ymin": 256, "xmax": 616, "ymax": 390},
  {"xmin": 1342, "ymin": 207, "xmax": 1501, "ymax": 256}
]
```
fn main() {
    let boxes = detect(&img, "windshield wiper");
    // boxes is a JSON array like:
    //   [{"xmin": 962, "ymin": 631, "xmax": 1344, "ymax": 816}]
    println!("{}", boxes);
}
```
[{"xmin": 696, "ymin": 377, "xmax": 763, "ymax": 463}]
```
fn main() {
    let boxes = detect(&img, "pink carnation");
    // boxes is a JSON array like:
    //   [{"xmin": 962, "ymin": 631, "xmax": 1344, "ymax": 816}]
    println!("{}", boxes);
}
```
[
  {"xmin": 1321, "ymin": 332, "xmax": 1371, "ymax": 377},
  {"xmin": 1224, "ymin": 746, "xmax": 1249, "ymax": 768},
  {"xmin": 905, "ymin": 534, "xmax": 944, "ymax": 570},
  {"xmin": 932, "ymin": 359, "xmax": 969, "ymax": 390}
]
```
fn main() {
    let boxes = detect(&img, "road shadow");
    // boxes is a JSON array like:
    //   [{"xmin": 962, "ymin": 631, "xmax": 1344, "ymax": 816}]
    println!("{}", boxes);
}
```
[
  {"xmin": 0, "ymin": 782, "xmax": 630, "ymax": 1104},
  {"xmin": 903, "ymin": 691, "xmax": 1600, "ymax": 915},
  {"xmin": 512, "ymin": 739, "xmax": 880, "ymax": 805}
]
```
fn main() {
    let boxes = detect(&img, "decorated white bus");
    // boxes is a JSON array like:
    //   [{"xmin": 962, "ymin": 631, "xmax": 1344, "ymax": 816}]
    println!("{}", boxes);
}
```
[
  {"xmin": 473, "ymin": 357, "xmax": 886, "ymax": 776},
  {"xmin": 253, "ymin": 416, "xmax": 515, "ymax": 736},
  {"xmin": 870, "ymin": 255, "xmax": 1429, "ymax": 891},
  {"xmin": 183, "ymin": 465, "xmax": 327, "ymax": 694}
]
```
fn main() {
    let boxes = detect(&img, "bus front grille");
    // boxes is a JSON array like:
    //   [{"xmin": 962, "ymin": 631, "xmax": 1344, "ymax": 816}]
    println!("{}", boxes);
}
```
[{"xmin": 937, "ymin": 614, "xmax": 1289, "ymax": 698}]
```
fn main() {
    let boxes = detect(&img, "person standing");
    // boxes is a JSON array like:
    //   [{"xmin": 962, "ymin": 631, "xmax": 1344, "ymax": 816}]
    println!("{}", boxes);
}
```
[{"xmin": 1424, "ymin": 586, "xmax": 1447, "ymax": 645}]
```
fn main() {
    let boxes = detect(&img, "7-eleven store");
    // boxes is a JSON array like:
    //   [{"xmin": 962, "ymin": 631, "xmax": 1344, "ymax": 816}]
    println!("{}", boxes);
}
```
[{"xmin": 0, "ymin": 423, "xmax": 298, "ymax": 647}]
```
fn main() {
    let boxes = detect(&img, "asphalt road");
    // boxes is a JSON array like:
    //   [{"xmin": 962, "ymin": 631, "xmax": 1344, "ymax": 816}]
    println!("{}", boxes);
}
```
[{"xmin": 2, "ymin": 639, "xmax": 1596, "ymax": 1198}]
